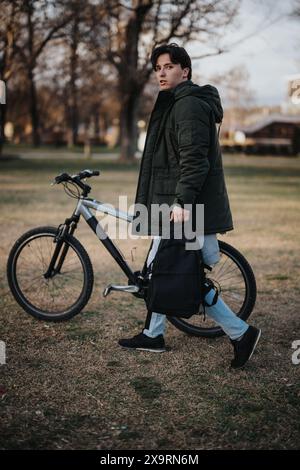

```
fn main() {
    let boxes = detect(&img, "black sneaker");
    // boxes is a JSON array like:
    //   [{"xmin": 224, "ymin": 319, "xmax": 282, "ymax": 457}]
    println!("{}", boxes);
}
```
[
  {"xmin": 230, "ymin": 325, "xmax": 261, "ymax": 369},
  {"xmin": 118, "ymin": 332, "xmax": 166, "ymax": 353}
]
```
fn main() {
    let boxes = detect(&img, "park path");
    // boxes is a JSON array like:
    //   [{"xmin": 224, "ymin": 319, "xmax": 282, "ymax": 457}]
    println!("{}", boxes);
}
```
[{"xmin": 4, "ymin": 148, "xmax": 120, "ymax": 160}]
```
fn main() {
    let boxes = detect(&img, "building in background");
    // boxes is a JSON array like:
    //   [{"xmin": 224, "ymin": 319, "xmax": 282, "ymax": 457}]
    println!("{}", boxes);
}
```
[{"xmin": 220, "ymin": 74, "xmax": 300, "ymax": 156}]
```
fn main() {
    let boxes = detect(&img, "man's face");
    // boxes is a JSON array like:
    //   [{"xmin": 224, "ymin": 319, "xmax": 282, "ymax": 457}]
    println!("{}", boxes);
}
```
[{"xmin": 154, "ymin": 53, "xmax": 189, "ymax": 91}]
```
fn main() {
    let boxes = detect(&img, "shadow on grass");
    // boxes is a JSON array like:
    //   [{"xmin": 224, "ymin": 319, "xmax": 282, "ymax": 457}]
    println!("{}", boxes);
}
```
[{"xmin": 1, "ymin": 155, "xmax": 300, "ymax": 178}]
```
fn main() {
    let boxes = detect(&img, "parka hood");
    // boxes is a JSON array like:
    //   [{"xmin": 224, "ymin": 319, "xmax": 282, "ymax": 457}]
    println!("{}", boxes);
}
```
[{"xmin": 172, "ymin": 80, "xmax": 223, "ymax": 123}]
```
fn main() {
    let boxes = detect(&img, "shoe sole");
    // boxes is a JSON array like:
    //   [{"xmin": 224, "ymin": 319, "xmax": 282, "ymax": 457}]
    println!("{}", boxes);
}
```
[
  {"xmin": 233, "ymin": 329, "xmax": 262, "ymax": 369},
  {"xmin": 248, "ymin": 329, "xmax": 261, "ymax": 361},
  {"xmin": 120, "ymin": 346, "xmax": 166, "ymax": 353}
]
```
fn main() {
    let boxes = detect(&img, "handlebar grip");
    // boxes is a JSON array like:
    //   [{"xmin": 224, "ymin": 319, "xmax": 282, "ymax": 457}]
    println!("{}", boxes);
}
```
[
  {"xmin": 78, "ymin": 169, "xmax": 100, "ymax": 179},
  {"xmin": 55, "ymin": 172, "xmax": 70, "ymax": 184}
]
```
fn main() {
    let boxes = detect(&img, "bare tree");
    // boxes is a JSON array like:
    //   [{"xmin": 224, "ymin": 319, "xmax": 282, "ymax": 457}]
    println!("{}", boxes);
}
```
[
  {"xmin": 46, "ymin": 0, "xmax": 108, "ymax": 148},
  {"xmin": 87, "ymin": 0, "xmax": 240, "ymax": 161},
  {"xmin": 210, "ymin": 65, "xmax": 256, "ymax": 130},
  {"xmin": 0, "ymin": 1, "xmax": 22, "ymax": 156},
  {"xmin": 62, "ymin": 0, "xmax": 93, "ymax": 147},
  {"xmin": 35, "ymin": 25, "xmax": 119, "ymax": 149},
  {"xmin": 1, "ymin": 0, "xmax": 241, "ymax": 156},
  {"xmin": 67, "ymin": 3, "xmax": 80, "ymax": 146},
  {"xmin": 11, "ymin": 0, "xmax": 73, "ymax": 146}
]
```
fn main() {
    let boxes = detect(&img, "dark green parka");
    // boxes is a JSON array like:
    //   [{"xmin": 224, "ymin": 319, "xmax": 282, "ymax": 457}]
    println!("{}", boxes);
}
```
[{"xmin": 133, "ymin": 80, "xmax": 233, "ymax": 236}]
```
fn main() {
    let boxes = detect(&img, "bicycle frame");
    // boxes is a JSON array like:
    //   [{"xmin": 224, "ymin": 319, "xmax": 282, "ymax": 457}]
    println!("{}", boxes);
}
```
[{"xmin": 70, "ymin": 197, "xmax": 139, "ymax": 285}]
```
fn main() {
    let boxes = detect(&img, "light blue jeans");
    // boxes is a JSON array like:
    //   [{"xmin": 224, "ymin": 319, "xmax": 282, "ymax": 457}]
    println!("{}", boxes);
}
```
[{"xmin": 143, "ymin": 234, "xmax": 249, "ymax": 341}]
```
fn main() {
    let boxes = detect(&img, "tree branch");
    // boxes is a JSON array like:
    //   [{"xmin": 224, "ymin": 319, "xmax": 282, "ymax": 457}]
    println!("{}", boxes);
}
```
[{"xmin": 33, "ymin": 15, "xmax": 73, "ymax": 61}]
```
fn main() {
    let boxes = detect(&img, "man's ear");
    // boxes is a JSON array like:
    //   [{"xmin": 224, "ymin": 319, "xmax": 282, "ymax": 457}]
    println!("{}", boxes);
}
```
[{"xmin": 183, "ymin": 67, "xmax": 189, "ymax": 78}]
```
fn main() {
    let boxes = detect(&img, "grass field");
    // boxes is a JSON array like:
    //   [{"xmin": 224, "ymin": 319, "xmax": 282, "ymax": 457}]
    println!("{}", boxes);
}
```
[{"xmin": 0, "ymin": 154, "xmax": 299, "ymax": 450}]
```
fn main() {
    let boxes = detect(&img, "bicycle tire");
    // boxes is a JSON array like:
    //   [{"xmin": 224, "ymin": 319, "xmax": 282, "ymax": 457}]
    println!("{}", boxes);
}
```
[
  {"xmin": 7, "ymin": 226, "xmax": 94, "ymax": 321},
  {"xmin": 167, "ymin": 240, "xmax": 257, "ymax": 338}
]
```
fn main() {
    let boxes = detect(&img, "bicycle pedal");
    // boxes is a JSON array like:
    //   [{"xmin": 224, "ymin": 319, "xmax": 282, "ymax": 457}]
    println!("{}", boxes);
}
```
[{"xmin": 103, "ymin": 284, "xmax": 140, "ymax": 297}]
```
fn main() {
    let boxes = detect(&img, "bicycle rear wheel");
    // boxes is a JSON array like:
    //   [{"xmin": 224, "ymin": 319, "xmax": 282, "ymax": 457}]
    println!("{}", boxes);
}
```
[
  {"xmin": 167, "ymin": 240, "xmax": 257, "ymax": 338},
  {"xmin": 7, "ymin": 226, "xmax": 94, "ymax": 321}
]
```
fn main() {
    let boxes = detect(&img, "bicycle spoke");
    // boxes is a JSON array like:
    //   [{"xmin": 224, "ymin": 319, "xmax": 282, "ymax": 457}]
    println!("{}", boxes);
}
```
[
  {"xmin": 214, "ymin": 263, "xmax": 240, "ymax": 278},
  {"xmin": 213, "ymin": 255, "xmax": 231, "ymax": 278},
  {"xmin": 12, "ymin": 234, "xmax": 87, "ymax": 314},
  {"xmin": 214, "ymin": 270, "xmax": 243, "ymax": 283},
  {"xmin": 17, "ymin": 275, "xmax": 48, "ymax": 295},
  {"xmin": 28, "ymin": 240, "xmax": 45, "ymax": 269}
]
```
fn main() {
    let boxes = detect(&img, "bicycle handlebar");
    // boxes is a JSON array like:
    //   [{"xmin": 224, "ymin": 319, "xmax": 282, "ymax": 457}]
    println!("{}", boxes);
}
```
[
  {"xmin": 54, "ymin": 169, "xmax": 100, "ymax": 185},
  {"xmin": 53, "ymin": 169, "xmax": 100, "ymax": 196},
  {"xmin": 78, "ymin": 169, "xmax": 100, "ymax": 179}
]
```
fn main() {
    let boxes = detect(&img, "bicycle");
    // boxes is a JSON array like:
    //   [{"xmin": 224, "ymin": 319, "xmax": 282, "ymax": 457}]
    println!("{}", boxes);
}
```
[{"xmin": 6, "ymin": 169, "xmax": 257, "ymax": 338}]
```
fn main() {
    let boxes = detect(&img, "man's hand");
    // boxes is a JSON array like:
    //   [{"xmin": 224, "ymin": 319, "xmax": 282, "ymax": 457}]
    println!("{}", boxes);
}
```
[{"xmin": 170, "ymin": 205, "xmax": 190, "ymax": 223}]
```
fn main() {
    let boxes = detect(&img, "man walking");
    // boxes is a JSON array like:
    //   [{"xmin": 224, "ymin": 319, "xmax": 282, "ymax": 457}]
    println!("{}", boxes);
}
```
[{"xmin": 118, "ymin": 43, "xmax": 261, "ymax": 368}]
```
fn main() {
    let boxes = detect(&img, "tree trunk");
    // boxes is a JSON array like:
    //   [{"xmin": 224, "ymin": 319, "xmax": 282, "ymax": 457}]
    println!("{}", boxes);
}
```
[
  {"xmin": 1, "ymin": 22, "xmax": 9, "ymax": 157},
  {"xmin": 0, "ymin": 103, "xmax": 6, "ymax": 157},
  {"xmin": 119, "ymin": 90, "xmax": 140, "ymax": 161},
  {"xmin": 116, "ymin": 1, "xmax": 151, "ymax": 161},
  {"xmin": 28, "ymin": 69, "xmax": 40, "ymax": 146},
  {"xmin": 0, "ymin": 104, "xmax": 6, "ymax": 142},
  {"xmin": 68, "ymin": 13, "xmax": 79, "ymax": 147},
  {"xmin": 93, "ymin": 106, "xmax": 100, "ymax": 143},
  {"xmin": 69, "ymin": 60, "xmax": 78, "ymax": 147}
]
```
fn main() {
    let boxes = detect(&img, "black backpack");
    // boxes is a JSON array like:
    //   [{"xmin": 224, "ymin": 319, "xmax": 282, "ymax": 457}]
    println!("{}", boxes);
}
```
[{"xmin": 144, "ymin": 235, "xmax": 206, "ymax": 318}]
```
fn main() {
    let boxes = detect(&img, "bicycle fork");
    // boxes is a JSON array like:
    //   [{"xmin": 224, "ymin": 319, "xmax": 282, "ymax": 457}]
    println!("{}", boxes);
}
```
[{"xmin": 43, "ymin": 216, "xmax": 79, "ymax": 279}]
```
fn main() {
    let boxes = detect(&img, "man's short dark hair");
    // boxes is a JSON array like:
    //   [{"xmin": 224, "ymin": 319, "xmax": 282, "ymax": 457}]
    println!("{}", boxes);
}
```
[{"xmin": 151, "ymin": 43, "xmax": 192, "ymax": 80}]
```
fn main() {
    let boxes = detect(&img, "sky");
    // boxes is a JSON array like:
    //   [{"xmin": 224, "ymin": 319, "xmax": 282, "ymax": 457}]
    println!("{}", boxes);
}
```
[{"xmin": 189, "ymin": 0, "xmax": 299, "ymax": 106}]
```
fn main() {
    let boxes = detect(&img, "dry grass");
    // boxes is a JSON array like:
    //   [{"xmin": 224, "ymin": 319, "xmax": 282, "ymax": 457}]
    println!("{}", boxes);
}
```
[{"xmin": 0, "ymin": 154, "xmax": 299, "ymax": 450}]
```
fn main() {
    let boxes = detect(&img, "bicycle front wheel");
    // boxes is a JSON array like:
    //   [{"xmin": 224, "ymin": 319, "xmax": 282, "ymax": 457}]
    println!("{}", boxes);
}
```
[
  {"xmin": 7, "ymin": 226, "xmax": 94, "ymax": 321},
  {"xmin": 167, "ymin": 240, "xmax": 257, "ymax": 338}
]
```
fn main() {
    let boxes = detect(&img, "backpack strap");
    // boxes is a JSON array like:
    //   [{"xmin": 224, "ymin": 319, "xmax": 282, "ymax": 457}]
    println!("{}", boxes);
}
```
[{"xmin": 141, "ymin": 238, "xmax": 154, "ymax": 277}]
